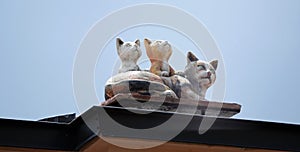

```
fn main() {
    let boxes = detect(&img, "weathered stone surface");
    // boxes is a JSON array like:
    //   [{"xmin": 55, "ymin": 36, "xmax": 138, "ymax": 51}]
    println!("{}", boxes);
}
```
[
  {"xmin": 106, "ymin": 71, "xmax": 164, "ymax": 83},
  {"xmin": 105, "ymin": 71, "xmax": 177, "ymax": 100},
  {"xmin": 101, "ymin": 93, "xmax": 241, "ymax": 117}
]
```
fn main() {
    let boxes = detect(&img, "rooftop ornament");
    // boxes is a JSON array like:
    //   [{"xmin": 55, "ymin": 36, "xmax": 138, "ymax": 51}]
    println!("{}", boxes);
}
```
[{"xmin": 102, "ymin": 38, "xmax": 241, "ymax": 117}]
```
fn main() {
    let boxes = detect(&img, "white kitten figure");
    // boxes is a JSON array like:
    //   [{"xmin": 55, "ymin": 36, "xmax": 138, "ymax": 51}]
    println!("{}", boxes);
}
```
[
  {"xmin": 183, "ymin": 52, "xmax": 218, "ymax": 99},
  {"xmin": 162, "ymin": 52, "xmax": 218, "ymax": 100},
  {"xmin": 116, "ymin": 38, "xmax": 142, "ymax": 73}
]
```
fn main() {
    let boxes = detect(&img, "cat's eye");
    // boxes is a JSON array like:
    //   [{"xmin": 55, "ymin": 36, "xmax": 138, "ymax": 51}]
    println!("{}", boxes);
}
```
[{"xmin": 197, "ymin": 65, "xmax": 205, "ymax": 70}]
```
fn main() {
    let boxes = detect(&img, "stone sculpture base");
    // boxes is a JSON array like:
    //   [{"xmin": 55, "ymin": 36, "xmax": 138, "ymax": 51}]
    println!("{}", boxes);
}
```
[{"xmin": 101, "ymin": 93, "xmax": 241, "ymax": 117}]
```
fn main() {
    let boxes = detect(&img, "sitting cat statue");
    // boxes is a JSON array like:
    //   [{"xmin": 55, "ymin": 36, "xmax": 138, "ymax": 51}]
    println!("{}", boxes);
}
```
[
  {"xmin": 162, "ymin": 52, "xmax": 218, "ymax": 100},
  {"xmin": 116, "ymin": 38, "xmax": 142, "ymax": 73},
  {"xmin": 144, "ymin": 38, "xmax": 175, "ymax": 77}
]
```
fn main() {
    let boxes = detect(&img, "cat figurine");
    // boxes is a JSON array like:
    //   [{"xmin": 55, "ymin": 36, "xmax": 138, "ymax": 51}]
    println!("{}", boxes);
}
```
[
  {"xmin": 116, "ymin": 38, "xmax": 142, "ymax": 73},
  {"xmin": 144, "ymin": 38, "xmax": 175, "ymax": 77},
  {"xmin": 162, "ymin": 52, "xmax": 218, "ymax": 100}
]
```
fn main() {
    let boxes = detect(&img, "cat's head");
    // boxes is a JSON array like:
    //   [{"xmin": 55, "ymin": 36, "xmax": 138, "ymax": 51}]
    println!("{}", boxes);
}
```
[
  {"xmin": 116, "ymin": 38, "xmax": 141, "ymax": 63},
  {"xmin": 144, "ymin": 38, "xmax": 172, "ymax": 62},
  {"xmin": 185, "ymin": 52, "xmax": 218, "ymax": 88}
]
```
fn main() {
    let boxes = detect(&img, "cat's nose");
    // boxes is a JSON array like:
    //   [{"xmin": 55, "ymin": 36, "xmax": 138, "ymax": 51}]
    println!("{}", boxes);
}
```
[{"xmin": 207, "ymin": 71, "xmax": 211, "ymax": 77}]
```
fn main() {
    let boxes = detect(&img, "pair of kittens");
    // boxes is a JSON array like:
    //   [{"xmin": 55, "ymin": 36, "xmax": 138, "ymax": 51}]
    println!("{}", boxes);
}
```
[
  {"xmin": 117, "ymin": 38, "xmax": 175, "ymax": 76},
  {"xmin": 115, "ymin": 38, "xmax": 218, "ymax": 100}
]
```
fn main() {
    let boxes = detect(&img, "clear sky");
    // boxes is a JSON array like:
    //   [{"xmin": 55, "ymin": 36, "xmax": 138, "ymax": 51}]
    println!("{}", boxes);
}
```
[{"xmin": 0, "ymin": 0, "xmax": 300, "ymax": 124}]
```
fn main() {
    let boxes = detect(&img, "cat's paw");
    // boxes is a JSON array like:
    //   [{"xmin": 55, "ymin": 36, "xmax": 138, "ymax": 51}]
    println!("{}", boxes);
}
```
[
  {"xmin": 161, "ymin": 71, "xmax": 169, "ymax": 77},
  {"xmin": 163, "ymin": 90, "xmax": 178, "ymax": 99},
  {"xmin": 175, "ymin": 71, "xmax": 185, "ymax": 77}
]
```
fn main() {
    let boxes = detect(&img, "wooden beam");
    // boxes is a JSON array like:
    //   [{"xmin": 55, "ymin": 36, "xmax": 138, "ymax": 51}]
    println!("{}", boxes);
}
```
[
  {"xmin": 0, "ymin": 147, "xmax": 68, "ymax": 152},
  {"xmin": 81, "ymin": 137, "xmax": 283, "ymax": 152}
]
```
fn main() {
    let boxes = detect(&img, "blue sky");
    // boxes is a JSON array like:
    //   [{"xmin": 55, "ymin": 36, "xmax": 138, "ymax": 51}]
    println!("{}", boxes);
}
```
[{"xmin": 0, "ymin": 0, "xmax": 300, "ymax": 124}]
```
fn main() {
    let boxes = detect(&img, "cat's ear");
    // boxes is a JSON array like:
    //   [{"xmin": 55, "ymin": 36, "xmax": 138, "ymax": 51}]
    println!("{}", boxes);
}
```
[
  {"xmin": 187, "ymin": 51, "xmax": 199, "ymax": 64},
  {"xmin": 135, "ymin": 39, "xmax": 140, "ymax": 46},
  {"xmin": 144, "ymin": 38, "xmax": 152, "ymax": 58},
  {"xmin": 144, "ymin": 38, "xmax": 152, "ymax": 48},
  {"xmin": 116, "ymin": 38, "xmax": 124, "ymax": 50},
  {"xmin": 210, "ymin": 59, "xmax": 218, "ymax": 70}
]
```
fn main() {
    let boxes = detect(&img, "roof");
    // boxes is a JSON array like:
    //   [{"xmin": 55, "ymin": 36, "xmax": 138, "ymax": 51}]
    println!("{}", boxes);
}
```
[
  {"xmin": 0, "ymin": 106, "xmax": 299, "ymax": 151},
  {"xmin": 39, "ymin": 113, "xmax": 76, "ymax": 123}
]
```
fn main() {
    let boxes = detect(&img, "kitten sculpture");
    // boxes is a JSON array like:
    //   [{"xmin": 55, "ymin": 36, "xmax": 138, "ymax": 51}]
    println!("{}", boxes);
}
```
[
  {"xmin": 144, "ymin": 38, "xmax": 175, "ymax": 77},
  {"xmin": 116, "ymin": 38, "xmax": 142, "ymax": 73},
  {"xmin": 162, "ymin": 52, "xmax": 218, "ymax": 100}
]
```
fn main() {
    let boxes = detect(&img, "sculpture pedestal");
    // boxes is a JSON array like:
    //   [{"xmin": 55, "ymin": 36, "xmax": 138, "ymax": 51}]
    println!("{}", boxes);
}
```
[{"xmin": 101, "ymin": 93, "xmax": 241, "ymax": 117}]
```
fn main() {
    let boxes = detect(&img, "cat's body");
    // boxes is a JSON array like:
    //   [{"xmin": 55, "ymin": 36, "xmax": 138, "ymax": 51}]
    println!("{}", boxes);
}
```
[
  {"xmin": 144, "ymin": 38, "xmax": 175, "ymax": 77},
  {"xmin": 105, "ymin": 71, "xmax": 178, "ymax": 100},
  {"xmin": 116, "ymin": 38, "xmax": 142, "ymax": 73},
  {"xmin": 162, "ymin": 52, "xmax": 218, "ymax": 100}
]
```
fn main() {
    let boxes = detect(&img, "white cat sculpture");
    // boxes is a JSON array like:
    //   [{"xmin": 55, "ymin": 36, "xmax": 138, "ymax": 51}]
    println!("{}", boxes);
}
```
[
  {"xmin": 116, "ymin": 38, "xmax": 142, "ymax": 73},
  {"xmin": 162, "ymin": 52, "xmax": 218, "ymax": 100}
]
